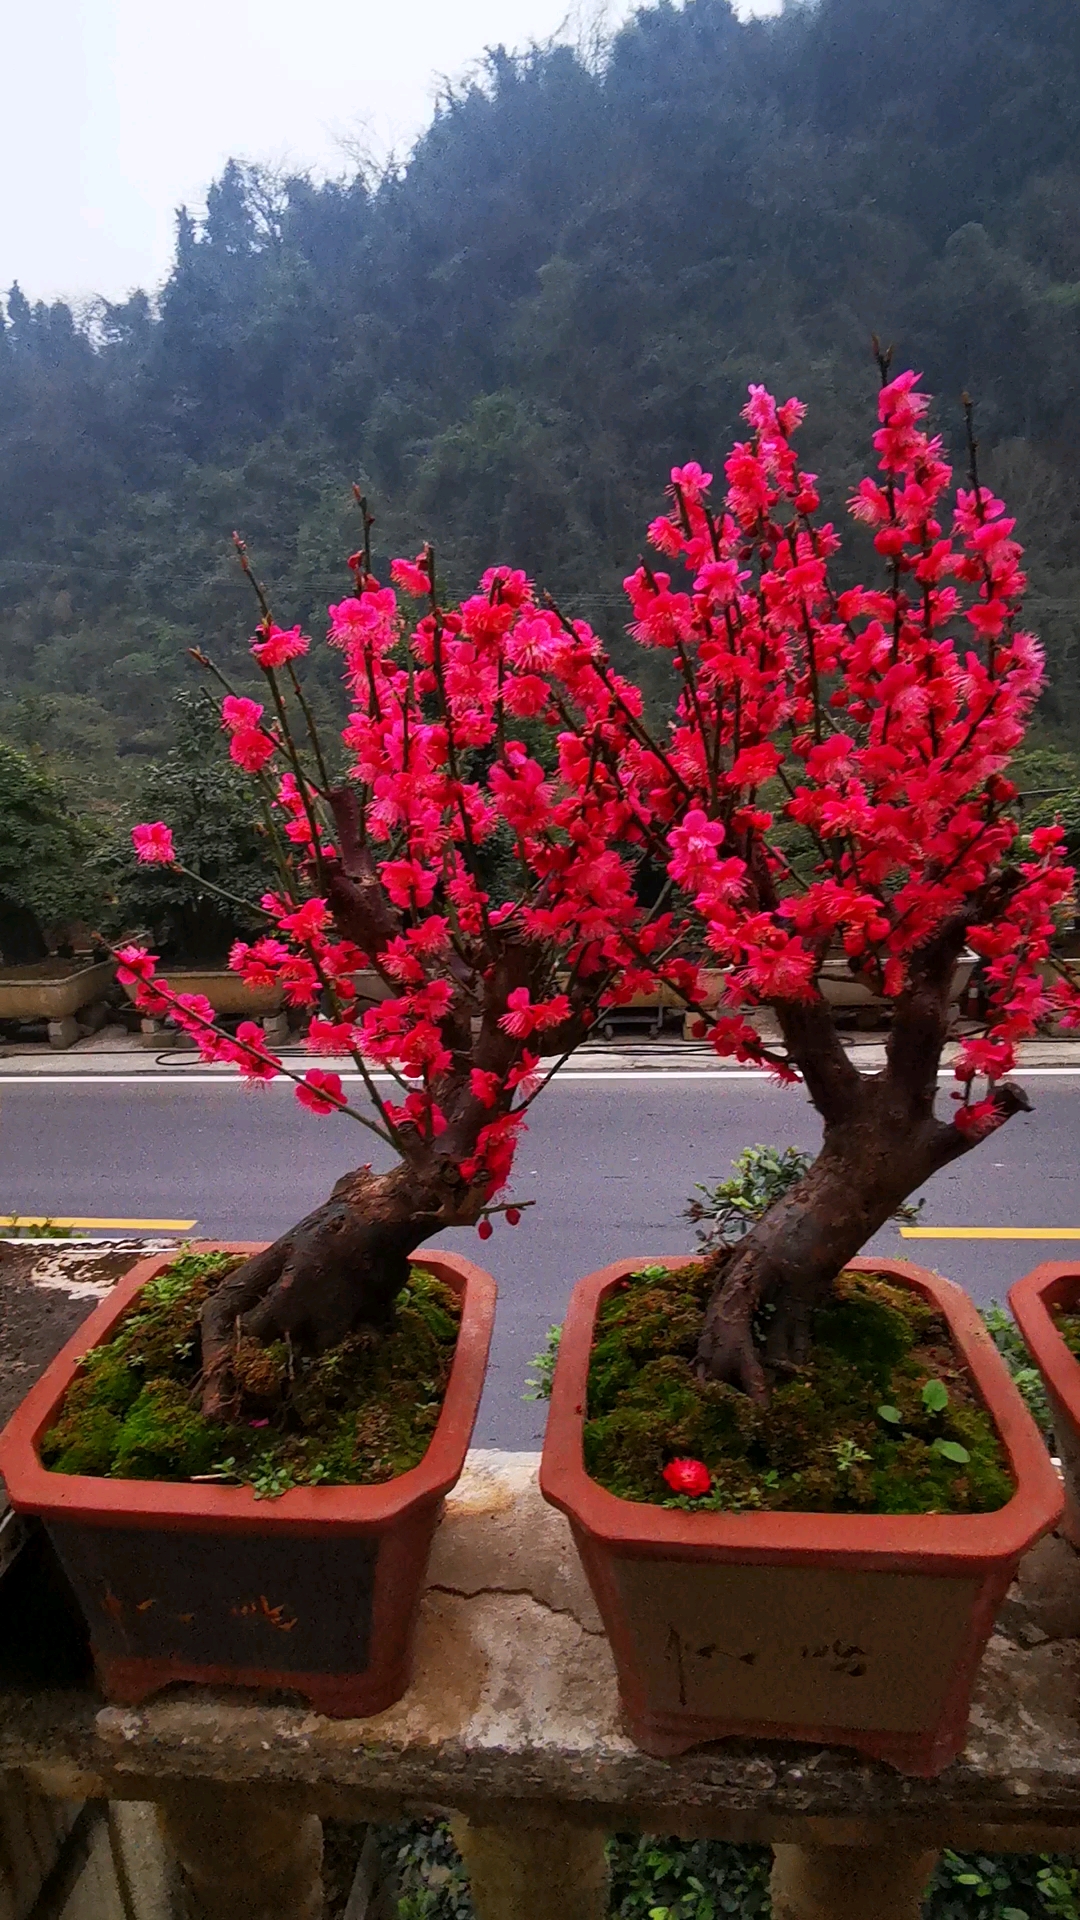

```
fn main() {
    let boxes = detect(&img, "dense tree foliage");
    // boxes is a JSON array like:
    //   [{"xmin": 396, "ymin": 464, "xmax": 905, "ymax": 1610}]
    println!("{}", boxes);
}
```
[
  {"xmin": 2, "ymin": 0, "xmax": 1080, "ymax": 802},
  {"xmin": 0, "ymin": 744, "xmax": 102, "ymax": 960},
  {"xmin": 99, "ymin": 695, "xmax": 276, "ymax": 962}
]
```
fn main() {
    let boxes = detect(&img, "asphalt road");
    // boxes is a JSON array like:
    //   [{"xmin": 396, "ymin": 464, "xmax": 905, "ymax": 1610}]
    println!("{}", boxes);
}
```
[{"xmin": 2, "ymin": 1071, "xmax": 1079, "ymax": 1447}]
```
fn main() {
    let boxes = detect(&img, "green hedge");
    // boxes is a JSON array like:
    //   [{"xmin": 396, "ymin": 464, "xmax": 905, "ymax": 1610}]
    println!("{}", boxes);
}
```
[{"xmin": 372, "ymin": 1823, "xmax": 1080, "ymax": 1918}]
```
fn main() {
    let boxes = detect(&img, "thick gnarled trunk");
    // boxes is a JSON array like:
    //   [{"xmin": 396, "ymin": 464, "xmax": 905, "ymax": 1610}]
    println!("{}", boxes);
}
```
[
  {"xmin": 694, "ymin": 1103, "xmax": 957, "ymax": 1398},
  {"xmin": 199, "ymin": 1160, "xmax": 477, "ymax": 1417},
  {"xmin": 695, "ymin": 948, "xmax": 1031, "ymax": 1399}
]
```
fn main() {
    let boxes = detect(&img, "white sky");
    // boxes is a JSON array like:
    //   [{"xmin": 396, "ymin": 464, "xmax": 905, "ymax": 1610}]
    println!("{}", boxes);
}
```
[{"xmin": 0, "ymin": 0, "xmax": 781, "ymax": 307}]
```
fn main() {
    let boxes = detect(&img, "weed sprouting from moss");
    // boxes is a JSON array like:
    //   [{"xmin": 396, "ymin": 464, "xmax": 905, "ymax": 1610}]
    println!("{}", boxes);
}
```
[
  {"xmin": 524, "ymin": 1323, "xmax": 562, "ymax": 1400},
  {"xmin": 982, "ymin": 1300, "xmax": 1053, "ymax": 1440}
]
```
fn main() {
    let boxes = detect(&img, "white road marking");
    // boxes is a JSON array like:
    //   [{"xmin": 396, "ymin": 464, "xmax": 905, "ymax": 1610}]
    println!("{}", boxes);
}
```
[{"xmin": 0, "ymin": 1067, "xmax": 1079, "ymax": 1087}]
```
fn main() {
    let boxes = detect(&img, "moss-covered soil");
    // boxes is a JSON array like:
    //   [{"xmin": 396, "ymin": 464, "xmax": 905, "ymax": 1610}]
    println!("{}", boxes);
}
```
[
  {"xmin": 585, "ymin": 1262, "xmax": 1013, "ymax": 1515},
  {"xmin": 41, "ymin": 1249, "xmax": 461, "ymax": 1497}
]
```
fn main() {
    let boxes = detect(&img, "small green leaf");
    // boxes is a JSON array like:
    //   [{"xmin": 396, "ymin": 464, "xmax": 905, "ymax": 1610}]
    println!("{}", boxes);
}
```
[
  {"xmin": 877, "ymin": 1404, "xmax": 902, "ymax": 1425},
  {"xmin": 922, "ymin": 1378, "xmax": 949, "ymax": 1413},
  {"xmin": 932, "ymin": 1438, "xmax": 971, "ymax": 1464}
]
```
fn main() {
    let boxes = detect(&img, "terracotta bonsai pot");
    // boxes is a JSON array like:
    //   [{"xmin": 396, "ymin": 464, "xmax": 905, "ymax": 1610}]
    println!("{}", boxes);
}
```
[
  {"xmin": 540, "ymin": 1255, "xmax": 1061, "ymax": 1776},
  {"xmin": 1009, "ymin": 1262, "xmax": 1080, "ymax": 1547},
  {"xmin": 0, "ymin": 1242, "xmax": 496, "ymax": 1717}
]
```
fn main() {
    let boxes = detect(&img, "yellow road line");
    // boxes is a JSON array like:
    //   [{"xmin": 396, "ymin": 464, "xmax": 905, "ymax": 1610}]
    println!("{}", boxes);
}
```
[
  {"xmin": 901, "ymin": 1226, "xmax": 1080, "ymax": 1240},
  {"xmin": 0, "ymin": 1216, "xmax": 196, "ymax": 1231}
]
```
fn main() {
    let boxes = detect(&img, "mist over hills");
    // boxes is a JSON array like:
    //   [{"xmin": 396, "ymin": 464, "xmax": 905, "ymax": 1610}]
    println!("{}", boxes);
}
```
[{"xmin": 3, "ymin": 0, "xmax": 1080, "ymax": 797}]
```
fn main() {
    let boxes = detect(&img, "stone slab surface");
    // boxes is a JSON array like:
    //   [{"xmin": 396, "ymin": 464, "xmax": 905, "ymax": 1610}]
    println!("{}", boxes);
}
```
[{"xmin": 3, "ymin": 1453, "xmax": 1080, "ymax": 1847}]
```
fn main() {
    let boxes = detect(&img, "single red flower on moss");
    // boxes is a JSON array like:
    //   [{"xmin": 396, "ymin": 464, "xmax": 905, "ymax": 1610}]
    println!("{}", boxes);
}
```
[{"xmin": 663, "ymin": 1457, "xmax": 711, "ymax": 1497}]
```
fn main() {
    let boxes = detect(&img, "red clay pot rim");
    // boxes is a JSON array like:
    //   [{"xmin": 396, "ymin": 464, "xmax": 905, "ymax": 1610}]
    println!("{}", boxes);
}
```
[
  {"xmin": 540, "ymin": 1255, "xmax": 1062, "ymax": 1568},
  {"xmin": 0, "ymin": 1242, "xmax": 496, "ymax": 1535},
  {"xmin": 1009, "ymin": 1262, "xmax": 1080, "ymax": 1412}
]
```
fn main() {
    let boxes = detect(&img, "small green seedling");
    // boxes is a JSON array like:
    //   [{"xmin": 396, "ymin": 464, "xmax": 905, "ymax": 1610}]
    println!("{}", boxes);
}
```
[
  {"xmin": 932, "ymin": 1438, "xmax": 971, "ymax": 1465},
  {"xmin": 922, "ymin": 1378, "xmax": 949, "ymax": 1414},
  {"xmin": 877, "ymin": 1404, "xmax": 902, "ymax": 1426}
]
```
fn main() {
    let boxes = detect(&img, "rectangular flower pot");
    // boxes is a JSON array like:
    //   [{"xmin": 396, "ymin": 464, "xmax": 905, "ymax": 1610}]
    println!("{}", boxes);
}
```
[
  {"xmin": 0, "ymin": 959, "xmax": 116, "ymax": 1022},
  {"xmin": 119, "ymin": 969, "xmax": 282, "ymax": 1018},
  {"xmin": 1009, "ymin": 1262, "xmax": 1080, "ymax": 1547},
  {"xmin": 540, "ymin": 1256, "xmax": 1062, "ymax": 1776},
  {"xmin": 0, "ymin": 1243, "xmax": 496, "ymax": 1717}
]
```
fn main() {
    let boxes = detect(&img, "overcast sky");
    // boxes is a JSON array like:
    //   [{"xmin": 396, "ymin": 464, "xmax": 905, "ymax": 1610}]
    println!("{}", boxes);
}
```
[{"xmin": 1, "ymin": 0, "xmax": 780, "ymax": 308}]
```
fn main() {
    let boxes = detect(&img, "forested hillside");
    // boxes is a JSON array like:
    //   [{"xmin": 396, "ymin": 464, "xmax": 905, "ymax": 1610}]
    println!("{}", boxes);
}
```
[{"xmin": 3, "ymin": 0, "xmax": 1080, "ymax": 807}]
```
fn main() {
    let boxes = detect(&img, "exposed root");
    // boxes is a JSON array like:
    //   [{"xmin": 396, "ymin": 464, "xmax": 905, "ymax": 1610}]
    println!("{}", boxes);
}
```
[
  {"xmin": 763, "ymin": 1296, "xmax": 813, "ymax": 1372},
  {"xmin": 694, "ymin": 1311, "xmax": 770, "ymax": 1403},
  {"xmin": 198, "ymin": 1165, "xmax": 457, "ymax": 1417}
]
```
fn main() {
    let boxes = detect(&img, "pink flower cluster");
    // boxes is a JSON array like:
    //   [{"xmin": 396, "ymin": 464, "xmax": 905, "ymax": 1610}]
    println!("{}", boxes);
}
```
[
  {"xmin": 123, "ymin": 366, "xmax": 1079, "ymax": 1186},
  {"xmin": 123, "ymin": 555, "xmax": 684, "ymax": 1191},
  {"xmin": 631, "ymin": 372, "xmax": 1078, "ymax": 1126}
]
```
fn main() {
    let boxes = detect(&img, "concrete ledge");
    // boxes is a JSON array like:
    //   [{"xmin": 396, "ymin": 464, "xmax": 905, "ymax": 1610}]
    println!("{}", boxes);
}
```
[{"xmin": 4, "ymin": 1453, "xmax": 1080, "ymax": 1853}]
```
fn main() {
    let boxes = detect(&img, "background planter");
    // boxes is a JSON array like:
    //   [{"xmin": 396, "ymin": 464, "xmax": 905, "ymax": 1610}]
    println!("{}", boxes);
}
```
[
  {"xmin": 0, "ymin": 959, "xmax": 116, "ymax": 1021},
  {"xmin": 1009, "ymin": 1262, "xmax": 1080, "ymax": 1546},
  {"xmin": 0, "ymin": 1242, "xmax": 496, "ymax": 1717},
  {"xmin": 678, "ymin": 957, "xmax": 976, "ymax": 1036},
  {"xmin": 540, "ymin": 1255, "xmax": 1061, "ymax": 1776},
  {"xmin": 818, "ymin": 948, "xmax": 976, "ymax": 1012},
  {"xmin": 119, "ymin": 968, "xmax": 282, "ymax": 1018}
]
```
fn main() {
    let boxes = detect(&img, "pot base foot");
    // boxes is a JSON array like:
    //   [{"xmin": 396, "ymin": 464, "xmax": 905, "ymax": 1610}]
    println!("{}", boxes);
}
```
[
  {"xmin": 619, "ymin": 1710, "xmax": 698, "ymax": 1757},
  {"xmin": 96, "ymin": 1651, "xmax": 411, "ymax": 1720},
  {"xmin": 620, "ymin": 1701, "xmax": 966, "ymax": 1777}
]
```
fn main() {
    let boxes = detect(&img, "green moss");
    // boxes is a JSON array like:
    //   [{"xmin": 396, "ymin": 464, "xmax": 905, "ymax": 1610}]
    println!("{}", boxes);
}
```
[
  {"xmin": 41, "ymin": 1251, "xmax": 462, "ymax": 1497},
  {"xmin": 111, "ymin": 1380, "xmax": 227, "ymax": 1480},
  {"xmin": 810, "ymin": 1282, "xmax": 916, "ymax": 1387},
  {"xmin": 584, "ymin": 1262, "xmax": 1012, "ymax": 1517},
  {"xmin": 79, "ymin": 1347, "xmax": 142, "ymax": 1416},
  {"xmin": 42, "ymin": 1399, "xmax": 122, "ymax": 1475}
]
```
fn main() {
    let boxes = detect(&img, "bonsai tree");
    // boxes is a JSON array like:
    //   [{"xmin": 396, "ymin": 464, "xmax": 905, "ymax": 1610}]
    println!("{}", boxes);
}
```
[
  {"xmin": 121, "ymin": 361, "xmax": 1078, "ymax": 1421},
  {"xmin": 120, "ymin": 515, "xmax": 690, "ymax": 1414},
  {"xmin": 614, "ymin": 358, "xmax": 1079, "ymax": 1398}
]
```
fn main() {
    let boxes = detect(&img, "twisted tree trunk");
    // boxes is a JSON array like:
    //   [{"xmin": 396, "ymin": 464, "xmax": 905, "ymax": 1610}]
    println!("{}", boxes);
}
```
[
  {"xmin": 696, "ymin": 919, "xmax": 1031, "ymax": 1400},
  {"xmin": 695, "ymin": 1097, "xmax": 974, "ymax": 1399},
  {"xmin": 196, "ymin": 785, "xmax": 572, "ymax": 1415},
  {"xmin": 199, "ymin": 1161, "xmax": 478, "ymax": 1418}
]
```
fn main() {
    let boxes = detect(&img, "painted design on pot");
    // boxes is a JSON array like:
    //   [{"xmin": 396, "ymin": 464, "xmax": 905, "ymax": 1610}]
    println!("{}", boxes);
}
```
[{"xmin": 0, "ymin": 1243, "xmax": 496, "ymax": 1717}]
